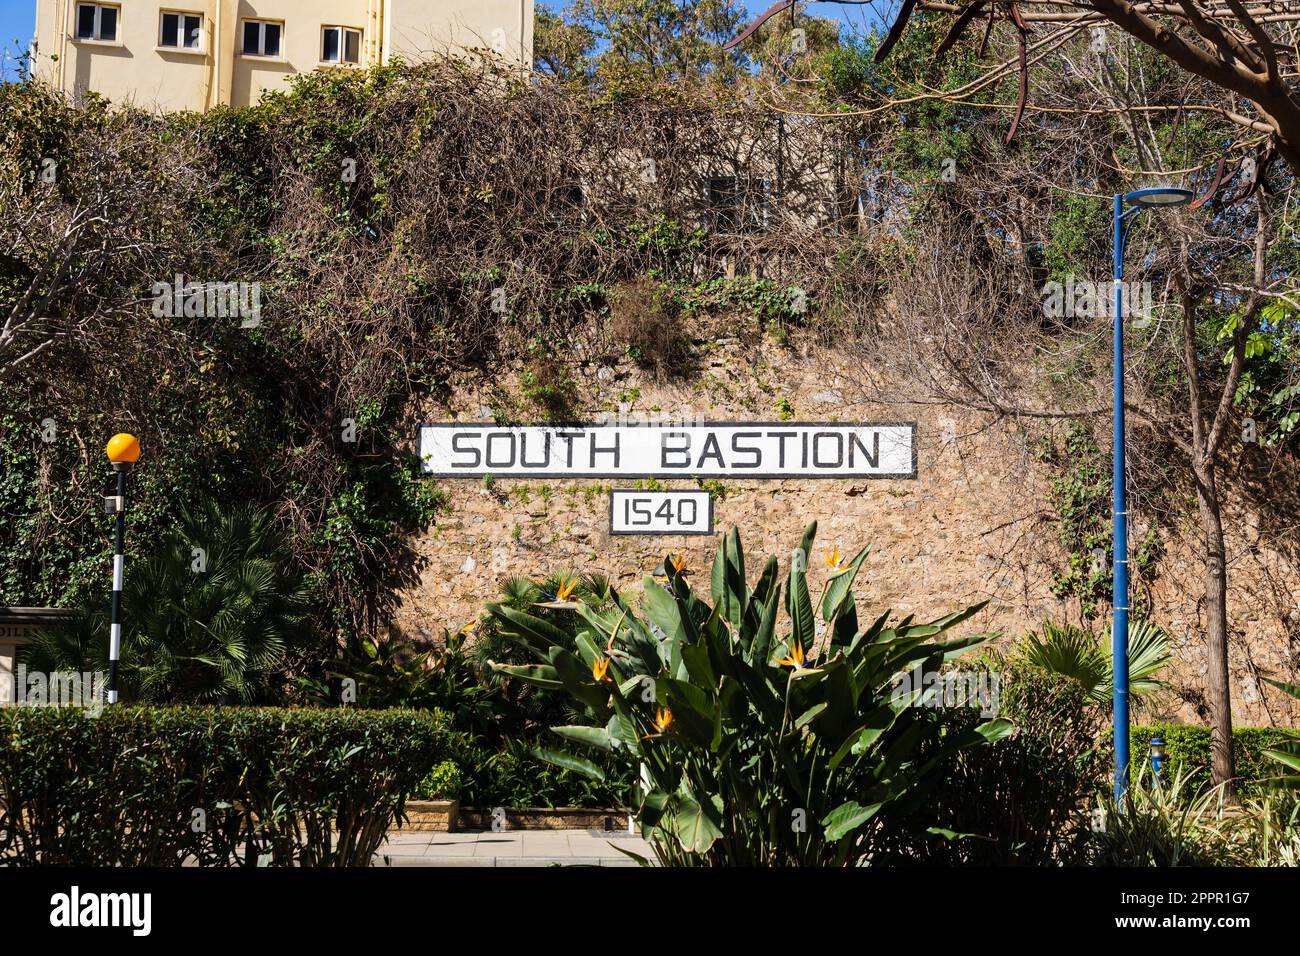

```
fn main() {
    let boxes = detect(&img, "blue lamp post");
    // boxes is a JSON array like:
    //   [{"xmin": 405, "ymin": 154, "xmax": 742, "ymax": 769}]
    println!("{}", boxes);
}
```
[{"xmin": 1111, "ymin": 186, "xmax": 1193, "ymax": 803}]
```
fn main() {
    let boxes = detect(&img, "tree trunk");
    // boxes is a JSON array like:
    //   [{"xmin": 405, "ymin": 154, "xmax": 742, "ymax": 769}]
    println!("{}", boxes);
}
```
[{"xmin": 1193, "ymin": 462, "xmax": 1236, "ymax": 797}]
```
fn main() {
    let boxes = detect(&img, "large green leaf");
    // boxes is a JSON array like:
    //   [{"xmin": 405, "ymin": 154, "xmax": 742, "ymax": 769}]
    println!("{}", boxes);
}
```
[
  {"xmin": 796, "ymin": 521, "xmax": 818, "ymax": 565},
  {"xmin": 711, "ymin": 527, "xmax": 747, "ymax": 635},
  {"xmin": 1264, "ymin": 677, "xmax": 1300, "ymax": 701},
  {"xmin": 786, "ymin": 560, "xmax": 815, "ymax": 658},
  {"xmin": 547, "ymin": 645, "xmax": 611, "ymax": 710},
  {"xmin": 673, "ymin": 789, "xmax": 725, "ymax": 854},
  {"xmin": 822, "ymin": 800, "xmax": 882, "ymax": 841},
  {"xmin": 530, "ymin": 747, "xmax": 606, "ymax": 781},
  {"xmin": 751, "ymin": 583, "xmax": 781, "ymax": 666},
  {"xmin": 828, "ymin": 704, "xmax": 899, "ymax": 771},
  {"xmin": 551, "ymin": 725, "xmax": 614, "ymax": 752},
  {"xmin": 488, "ymin": 604, "xmax": 574, "ymax": 655},
  {"xmin": 489, "ymin": 662, "xmax": 562, "ymax": 689},
  {"xmin": 643, "ymin": 576, "xmax": 688, "ymax": 645},
  {"xmin": 681, "ymin": 641, "xmax": 717, "ymax": 690},
  {"xmin": 747, "ymin": 555, "xmax": 780, "ymax": 628}
]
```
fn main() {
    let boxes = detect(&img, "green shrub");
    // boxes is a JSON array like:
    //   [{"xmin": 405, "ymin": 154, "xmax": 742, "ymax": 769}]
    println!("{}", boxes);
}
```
[
  {"xmin": 869, "ymin": 660, "xmax": 1105, "ymax": 865},
  {"xmin": 1087, "ymin": 765, "xmax": 1250, "ymax": 866},
  {"xmin": 489, "ymin": 523, "xmax": 1010, "ymax": 866},
  {"xmin": 0, "ymin": 706, "xmax": 448, "ymax": 866},
  {"xmin": 1131, "ymin": 724, "xmax": 1300, "ymax": 796},
  {"xmin": 317, "ymin": 629, "xmax": 498, "ymax": 734},
  {"xmin": 453, "ymin": 735, "xmax": 632, "ymax": 809},
  {"xmin": 413, "ymin": 759, "xmax": 464, "ymax": 799}
]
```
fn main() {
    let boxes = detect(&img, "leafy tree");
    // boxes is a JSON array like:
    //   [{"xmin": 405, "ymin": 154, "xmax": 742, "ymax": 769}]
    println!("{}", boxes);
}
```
[
  {"xmin": 541, "ymin": 0, "xmax": 753, "ymax": 94},
  {"xmin": 534, "ymin": 6, "xmax": 598, "ymax": 83}
]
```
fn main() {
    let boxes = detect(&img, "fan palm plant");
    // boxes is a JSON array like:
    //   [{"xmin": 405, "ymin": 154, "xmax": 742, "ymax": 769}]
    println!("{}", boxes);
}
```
[
  {"xmin": 26, "ymin": 499, "xmax": 314, "ymax": 703},
  {"xmin": 1018, "ymin": 619, "xmax": 1171, "ymax": 705}
]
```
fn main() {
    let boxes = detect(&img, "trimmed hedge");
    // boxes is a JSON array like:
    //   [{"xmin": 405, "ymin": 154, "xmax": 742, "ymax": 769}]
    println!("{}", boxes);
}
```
[
  {"xmin": 1132, "ymin": 724, "xmax": 1300, "ymax": 794},
  {"xmin": 0, "ymin": 706, "xmax": 449, "ymax": 866}
]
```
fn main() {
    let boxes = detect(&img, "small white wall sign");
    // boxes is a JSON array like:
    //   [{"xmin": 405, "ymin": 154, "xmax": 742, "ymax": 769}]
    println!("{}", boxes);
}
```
[
  {"xmin": 610, "ymin": 489, "xmax": 713, "ymax": 535},
  {"xmin": 417, "ymin": 422, "xmax": 916, "ymax": 478}
]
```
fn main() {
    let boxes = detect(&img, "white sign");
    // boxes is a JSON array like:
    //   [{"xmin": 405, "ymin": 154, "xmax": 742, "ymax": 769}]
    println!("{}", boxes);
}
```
[
  {"xmin": 610, "ymin": 490, "xmax": 713, "ymax": 535},
  {"xmin": 417, "ymin": 423, "xmax": 915, "ymax": 478}
]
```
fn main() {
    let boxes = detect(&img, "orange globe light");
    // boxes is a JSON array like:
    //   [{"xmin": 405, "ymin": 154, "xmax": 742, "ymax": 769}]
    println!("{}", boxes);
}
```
[{"xmin": 105, "ymin": 433, "xmax": 141, "ymax": 464}]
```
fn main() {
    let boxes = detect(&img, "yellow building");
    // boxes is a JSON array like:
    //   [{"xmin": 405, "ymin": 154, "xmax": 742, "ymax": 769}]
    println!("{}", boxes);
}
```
[{"xmin": 32, "ymin": 0, "xmax": 534, "ymax": 111}]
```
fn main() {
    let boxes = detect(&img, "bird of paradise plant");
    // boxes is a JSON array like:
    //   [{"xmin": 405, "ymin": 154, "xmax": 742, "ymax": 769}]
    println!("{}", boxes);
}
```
[{"xmin": 488, "ymin": 521, "xmax": 1010, "ymax": 866}]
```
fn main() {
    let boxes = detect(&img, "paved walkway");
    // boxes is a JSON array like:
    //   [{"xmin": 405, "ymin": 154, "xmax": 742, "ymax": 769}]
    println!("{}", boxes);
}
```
[{"xmin": 373, "ymin": 829, "xmax": 655, "ymax": 866}]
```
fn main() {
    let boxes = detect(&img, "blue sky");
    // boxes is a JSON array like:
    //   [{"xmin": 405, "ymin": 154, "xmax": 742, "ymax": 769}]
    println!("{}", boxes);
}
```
[
  {"xmin": 1, "ymin": 2, "xmax": 36, "ymax": 79},
  {"xmin": 0, "ymin": 2, "xmax": 883, "ymax": 81}
]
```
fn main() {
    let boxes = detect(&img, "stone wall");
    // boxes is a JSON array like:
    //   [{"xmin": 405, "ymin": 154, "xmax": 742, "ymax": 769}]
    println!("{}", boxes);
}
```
[{"xmin": 393, "ymin": 329, "xmax": 1300, "ymax": 727}]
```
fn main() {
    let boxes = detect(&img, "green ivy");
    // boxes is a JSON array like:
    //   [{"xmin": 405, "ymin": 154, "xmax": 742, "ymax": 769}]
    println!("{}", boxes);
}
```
[{"xmin": 1044, "ymin": 423, "xmax": 1113, "ymax": 619}]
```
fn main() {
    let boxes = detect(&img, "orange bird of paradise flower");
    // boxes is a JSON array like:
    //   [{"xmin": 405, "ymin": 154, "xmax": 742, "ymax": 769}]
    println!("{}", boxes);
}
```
[
  {"xmin": 536, "ymin": 577, "xmax": 579, "ymax": 607},
  {"xmin": 642, "ymin": 707, "xmax": 674, "ymax": 739},
  {"xmin": 670, "ymin": 553, "xmax": 687, "ymax": 574},
  {"xmin": 777, "ymin": 641, "xmax": 807, "ymax": 670},
  {"xmin": 825, "ymin": 546, "xmax": 846, "ymax": 574},
  {"xmin": 592, "ymin": 656, "xmax": 611, "ymax": 683}
]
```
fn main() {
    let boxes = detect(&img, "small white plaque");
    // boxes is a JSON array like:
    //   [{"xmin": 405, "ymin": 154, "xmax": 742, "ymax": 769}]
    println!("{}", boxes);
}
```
[{"xmin": 609, "ymin": 490, "xmax": 713, "ymax": 535}]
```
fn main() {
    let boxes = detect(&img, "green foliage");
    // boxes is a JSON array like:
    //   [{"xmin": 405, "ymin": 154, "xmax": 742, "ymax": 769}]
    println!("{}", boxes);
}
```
[
  {"xmin": 1131, "ymin": 723, "xmax": 1300, "ymax": 796},
  {"xmin": 315, "ymin": 629, "xmax": 498, "ymax": 734},
  {"xmin": 516, "ymin": 338, "xmax": 579, "ymax": 420},
  {"xmin": 1043, "ymin": 191, "xmax": 1110, "ymax": 283},
  {"xmin": 696, "ymin": 478, "xmax": 729, "ymax": 499},
  {"xmin": 413, "ymin": 758, "xmax": 464, "ymax": 799},
  {"xmin": 677, "ymin": 276, "xmax": 812, "ymax": 325},
  {"xmin": 1018, "ymin": 618, "xmax": 1172, "ymax": 706},
  {"xmin": 623, "ymin": 216, "xmax": 705, "ymax": 277},
  {"xmin": 1042, "ymin": 423, "xmax": 1115, "ymax": 618},
  {"xmin": 1087, "ymin": 765, "xmax": 1249, "ymax": 866},
  {"xmin": 814, "ymin": 41, "xmax": 875, "ymax": 105},
  {"xmin": 452, "ymin": 734, "xmax": 632, "ymax": 809},
  {"xmin": 544, "ymin": 0, "xmax": 752, "ymax": 97},
  {"xmin": 1261, "ymin": 679, "xmax": 1300, "ymax": 790},
  {"xmin": 470, "ymin": 572, "xmax": 613, "ymax": 732},
  {"xmin": 488, "ymin": 523, "xmax": 1010, "ymax": 865},
  {"xmin": 25, "ymin": 499, "xmax": 315, "ymax": 704},
  {"xmin": 0, "ymin": 706, "xmax": 449, "ymax": 866},
  {"xmin": 1229, "ymin": 301, "xmax": 1300, "ymax": 449},
  {"xmin": 0, "ymin": 80, "xmax": 77, "ymax": 201},
  {"xmin": 869, "ymin": 659, "xmax": 1105, "ymax": 865},
  {"xmin": 819, "ymin": 15, "xmax": 988, "ymax": 191}
]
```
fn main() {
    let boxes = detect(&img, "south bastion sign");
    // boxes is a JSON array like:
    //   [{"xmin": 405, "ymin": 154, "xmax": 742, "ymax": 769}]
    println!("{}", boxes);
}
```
[{"xmin": 417, "ymin": 423, "xmax": 916, "ymax": 479}]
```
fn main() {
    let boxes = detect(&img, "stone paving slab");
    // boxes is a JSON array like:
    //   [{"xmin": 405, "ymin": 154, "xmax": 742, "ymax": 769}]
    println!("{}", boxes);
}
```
[{"xmin": 373, "ymin": 829, "xmax": 654, "ymax": 867}]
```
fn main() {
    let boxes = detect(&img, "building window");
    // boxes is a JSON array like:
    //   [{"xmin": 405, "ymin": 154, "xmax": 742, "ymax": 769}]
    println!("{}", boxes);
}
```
[
  {"xmin": 241, "ymin": 19, "xmax": 283, "ymax": 57},
  {"xmin": 159, "ymin": 11, "xmax": 203, "ymax": 50},
  {"xmin": 75, "ymin": 3, "xmax": 119, "ymax": 42},
  {"xmin": 321, "ymin": 26, "xmax": 362, "ymax": 64}
]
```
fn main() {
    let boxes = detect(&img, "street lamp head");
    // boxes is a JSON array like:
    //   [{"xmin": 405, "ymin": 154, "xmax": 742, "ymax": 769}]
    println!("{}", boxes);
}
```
[
  {"xmin": 1124, "ymin": 186, "xmax": 1194, "ymax": 209},
  {"xmin": 105, "ymin": 433, "xmax": 140, "ymax": 465}
]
